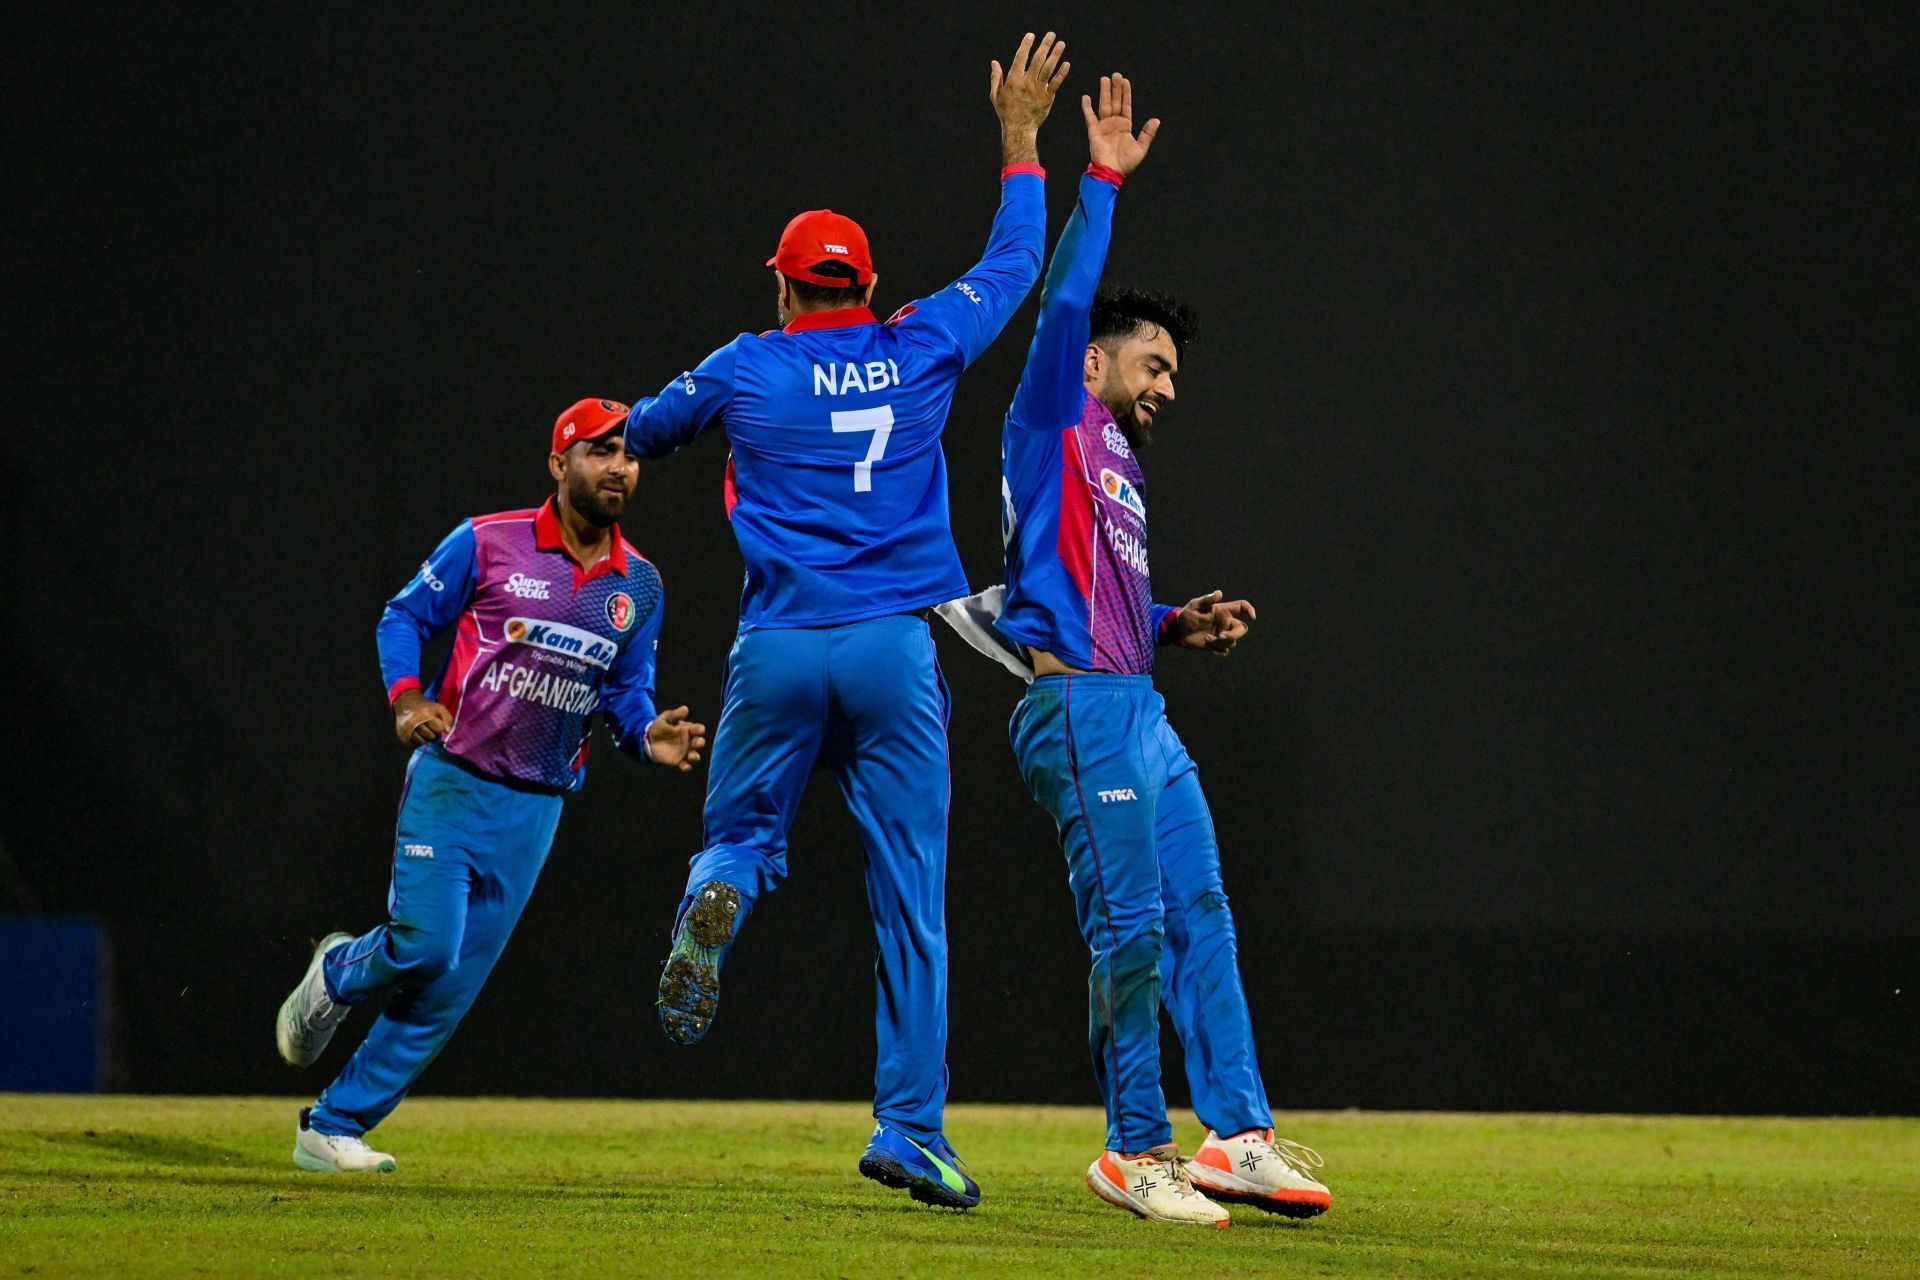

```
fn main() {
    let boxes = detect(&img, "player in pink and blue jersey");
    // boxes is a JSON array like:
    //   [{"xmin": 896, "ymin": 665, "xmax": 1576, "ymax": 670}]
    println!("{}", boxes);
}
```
[
  {"xmin": 956, "ymin": 74, "xmax": 1334, "ymax": 1225},
  {"xmin": 272, "ymin": 399, "xmax": 707, "ymax": 1174},
  {"xmin": 618, "ymin": 34, "xmax": 1070, "ymax": 1210}
]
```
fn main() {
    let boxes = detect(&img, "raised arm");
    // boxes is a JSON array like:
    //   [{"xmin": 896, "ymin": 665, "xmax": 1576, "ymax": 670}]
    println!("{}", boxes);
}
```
[
  {"xmin": 890, "ymin": 32, "xmax": 1069, "ymax": 366},
  {"xmin": 1008, "ymin": 73, "xmax": 1160, "ymax": 431},
  {"xmin": 624, "ymin": 340, "xmax": 740, "ymax": 461}
]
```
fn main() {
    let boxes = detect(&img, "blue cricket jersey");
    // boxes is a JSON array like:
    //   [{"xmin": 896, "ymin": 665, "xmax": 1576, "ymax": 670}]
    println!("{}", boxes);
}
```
[
  {"xmin": 624, "ymin": 167, "xmax": 1046, "ymax": 628},
  {"xmin": 376, "ymin": 499, "xmax": 664, "ymax": 792},
  {"xmin": 997, "ymin": 168, "xmax": 1181, "ymax": 673}
]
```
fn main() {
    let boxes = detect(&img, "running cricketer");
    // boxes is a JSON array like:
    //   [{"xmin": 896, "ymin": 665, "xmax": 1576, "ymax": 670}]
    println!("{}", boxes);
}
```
[
  {"xmin": 273, "ymin": 399, "xmax": 707, "ymax": 1173},
  {"xmin": 619, "ymin": 33, "xmax": 1069, "ymax": 1210},
  {"xmin": 967, "ymin": 74, "xmax": 1333, "ymax": 1225}
]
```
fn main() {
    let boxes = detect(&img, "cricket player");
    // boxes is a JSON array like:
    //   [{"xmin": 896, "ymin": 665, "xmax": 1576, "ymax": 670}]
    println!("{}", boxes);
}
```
[
  {"xmin": 953, "ymin": 74, "xmax": 1333, "ymax": 1225},
  {"xmin": 273, "ymin": 399, "xmax": 707, "ymax": 1173},
  {"xmin": 619, "ymin": 33, "xmax": 1069, "ymax": 1211}
]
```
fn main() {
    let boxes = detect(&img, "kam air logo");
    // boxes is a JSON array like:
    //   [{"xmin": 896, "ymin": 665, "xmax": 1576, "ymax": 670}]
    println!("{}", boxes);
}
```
[
  {"xmin": 505, "ymin": 617, "xmax": 617, "ymax": 669},
  {"xmin": 606, "ymin": 591, "xmax": 637, "ymax": 633},
  {"xmin": 1098, "ymin": 468, "xmax": 1146, "ymax": 521}
]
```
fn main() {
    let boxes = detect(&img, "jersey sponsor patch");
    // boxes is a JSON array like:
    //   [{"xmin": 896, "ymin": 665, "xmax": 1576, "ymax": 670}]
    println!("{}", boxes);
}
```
[
  {"xmin": 504, "ymin": 572, "xmax": 553, "ymax": 600},
  {"xmin": 505, "ymin": 617, "xmax": 618, "ymax": 669},
  {"xmin": 1097, "ymin": 788, "xmax": 1139, "ymax": 803},
  {"xmin": 1102, "ymin": 423, "xmax": 1133, "ymax": 458},
  {"xmin": 607, "ymin": 592, "xmax": 636, "ymax": 632},
  {"xmin": 1099, "ymin": 468, "xmax": 1147, "ymax": 521}
]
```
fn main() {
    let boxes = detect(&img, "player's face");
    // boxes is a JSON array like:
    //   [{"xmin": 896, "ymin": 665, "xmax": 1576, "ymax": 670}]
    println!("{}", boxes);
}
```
[
  {"xmin": 1095, "ymin": 326, "xmax": 1180, "ymax": 446},
  {"xmin": 557, "ymin": 436, "xmax": 639, "ymax": 527}
]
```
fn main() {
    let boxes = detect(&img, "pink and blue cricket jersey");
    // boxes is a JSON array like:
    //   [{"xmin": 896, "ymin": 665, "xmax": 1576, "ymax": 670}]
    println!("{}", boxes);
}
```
[
  {"xmin": 376, "ymin": 498, "xmax": 663, "ymax": 792},
  {"xmin": 997, "ymin": 170, "xmax": 1180, "ymax": 672}
]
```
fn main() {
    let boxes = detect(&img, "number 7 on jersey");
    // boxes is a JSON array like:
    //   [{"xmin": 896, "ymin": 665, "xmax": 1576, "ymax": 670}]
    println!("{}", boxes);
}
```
[{"xmin": 831, "ymin": 405, "xmax": 894, "ymax": 493}]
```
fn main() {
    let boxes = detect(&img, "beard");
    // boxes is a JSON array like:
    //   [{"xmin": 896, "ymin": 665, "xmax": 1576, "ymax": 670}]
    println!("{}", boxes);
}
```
[
  {"xmin": 566, "ymin": 471, "xmax": 627, "ymax": 527},
  {"xmin": 1100, "ymin": 375, "xmax": 1154, "ymax": 449}
]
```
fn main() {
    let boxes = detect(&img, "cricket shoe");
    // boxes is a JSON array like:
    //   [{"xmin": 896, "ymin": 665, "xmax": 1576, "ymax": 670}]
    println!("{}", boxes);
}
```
[
  {"xmin": 1184, "ymin": 1129, "xmax": 1331, "ymax": 1218},
  {"xmin": 292, "ymin": 1108, "xmax": 396, "ymax": 1173},
  {"xmin": 1086, "ymin": 1146, "xmax": 1230, "ymax": 1227},
  {"xmin": 275, "ymin": 931, "xmax": 355, "ymax": 1067},
  {"xmin": 656, "ymin": 880, "xmax": 740, "ymax": 1045},
  {"xmin": 858, "ymin": 1123, "xmax": 981, "ymax": 1209}
]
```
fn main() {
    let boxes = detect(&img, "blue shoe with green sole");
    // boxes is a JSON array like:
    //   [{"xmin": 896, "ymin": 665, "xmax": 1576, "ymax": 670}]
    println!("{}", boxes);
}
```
[{"xmin": 858, "ymin": 1122, "xmax": 981, "ymax": 1209}]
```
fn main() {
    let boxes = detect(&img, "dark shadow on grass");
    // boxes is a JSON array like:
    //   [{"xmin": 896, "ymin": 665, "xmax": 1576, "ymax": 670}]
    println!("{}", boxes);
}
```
[{"xmin": 27, "ymin": 1130, "xmax": 266, "ymax": 1168}]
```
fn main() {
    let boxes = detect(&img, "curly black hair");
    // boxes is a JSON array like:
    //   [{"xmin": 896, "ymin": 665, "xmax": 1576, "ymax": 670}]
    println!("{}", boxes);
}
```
[{"xmin": 1089, "ymin": 285, "xmax": 1198, "ymax": 360}]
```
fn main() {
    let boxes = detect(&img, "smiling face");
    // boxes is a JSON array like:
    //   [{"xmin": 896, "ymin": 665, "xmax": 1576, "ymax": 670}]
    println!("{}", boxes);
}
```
[
  {"xmin": 1086, "ymin": 324, "xmax": 1180, "ymax": 446},
  {"xmin": 550, "ymin": 434, "xmax": 638, "ymax": 527}
]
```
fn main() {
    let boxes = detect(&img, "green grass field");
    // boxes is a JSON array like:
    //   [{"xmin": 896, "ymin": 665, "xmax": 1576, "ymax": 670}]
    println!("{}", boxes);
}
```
[{"xmin": 2, "ymin": 1097, "xmax": 1915, "ymax": 1278}]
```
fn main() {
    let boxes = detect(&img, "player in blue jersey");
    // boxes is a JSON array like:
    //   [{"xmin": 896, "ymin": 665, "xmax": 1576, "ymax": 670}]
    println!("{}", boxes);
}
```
[
  {"xmin": 941, "ymin": 74, "xmax": 1333, "ymax": 1225},
  {"xmin": 620, "ymin": 32, "xmax": 1069, "ymax": 1211},
  {"xmin": 273, "ymin": 399, "xmax": 707, "ymax": 1173}
]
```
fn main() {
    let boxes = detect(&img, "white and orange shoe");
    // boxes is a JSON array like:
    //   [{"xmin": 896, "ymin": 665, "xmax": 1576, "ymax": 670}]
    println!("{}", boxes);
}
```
[
  {"xmin": 1184, "ymin": 1129, "xmax": 1331, "ymax": 1218},
  {"xmin": 1086, "ymin": 1146, "xmax": 1231, "ymax": 1227}
]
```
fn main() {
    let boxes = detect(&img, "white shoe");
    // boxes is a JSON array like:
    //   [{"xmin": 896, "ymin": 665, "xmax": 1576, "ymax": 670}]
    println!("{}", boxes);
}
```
[
  {"xmin": 293, "ymin": 1108, "xmax": 396, "ymax": 1173},
  {"xmin": 1086, "ymin": 1146, "xmax": 1230, "ymax": 1227},
  {"xmin": 1184, "ymin": 1128, "xmax": 1331, "ymax": 1218},
  {"xmin": 276, "ymin": 932, "xmax": 355, "ymax": 1067}
]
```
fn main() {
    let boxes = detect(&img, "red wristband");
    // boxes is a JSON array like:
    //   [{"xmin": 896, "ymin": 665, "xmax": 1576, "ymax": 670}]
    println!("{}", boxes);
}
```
[
  {"xmin": 1087, "ymin": 162, "xmax": 1125, "ymax": 188},
  {"xmin": 1001, "ymin": 162, "xmax": 1045, "ymax": 181},
  {"xmin": 387, "ymin": 676, "xmax": 422, "ymax": 704}
]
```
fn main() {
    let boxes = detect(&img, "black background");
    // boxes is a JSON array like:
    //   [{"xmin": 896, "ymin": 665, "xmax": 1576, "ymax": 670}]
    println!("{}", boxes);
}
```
[{"xmin": 3, "ymin": 2, "xmax": 1914, "ymax": 1113}]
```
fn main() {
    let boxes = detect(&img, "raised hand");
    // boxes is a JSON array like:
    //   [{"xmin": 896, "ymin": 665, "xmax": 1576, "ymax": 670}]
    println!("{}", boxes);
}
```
[
  {"xmin": 1082, "ymin": 72, "xmax": 1160, "ymax": 177},
  {"xmin": 646, "ymin": 705, "xmax": 709, "ymax": 772},
  {"xmin": 1171, "ymin": 590, "xmax": 1256, "ymax": 656},
  {"xmin": 990, "ymin": 31, "xmax": 1070, "ymax": 164}
]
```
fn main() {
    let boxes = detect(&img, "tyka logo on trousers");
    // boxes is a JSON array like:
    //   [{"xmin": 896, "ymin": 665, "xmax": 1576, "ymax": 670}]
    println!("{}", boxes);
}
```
[{"xmin": 1097, "ymin": 788, "xmax": 1139, "ymax": 803}]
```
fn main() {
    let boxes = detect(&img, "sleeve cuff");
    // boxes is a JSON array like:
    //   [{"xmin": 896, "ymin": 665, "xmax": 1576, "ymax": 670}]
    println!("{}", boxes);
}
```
[
  {"xmin": 1086, "ymin": 162, "xmax": 1126, "ymax": 188},
  {"xmin": 1001, "ymin": 163, "xmax": 1046, "ymax": 181},
  {"xmin": 386, "ymin": 676, "xmax": 421, "ymax": 704},
  {"xmin": 1154, "ymin": 608, "xmax": 1180, "ymax": 646}
]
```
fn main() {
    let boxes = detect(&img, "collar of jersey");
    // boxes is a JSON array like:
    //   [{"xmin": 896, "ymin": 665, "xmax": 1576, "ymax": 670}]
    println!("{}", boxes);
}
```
[
  {"xmin": 534, "ymin": 497, "xmax": 630, "ymax": 585},
  {"xmin": 782, "ymin": 305, "xmax": 876, "ymax": 334}
]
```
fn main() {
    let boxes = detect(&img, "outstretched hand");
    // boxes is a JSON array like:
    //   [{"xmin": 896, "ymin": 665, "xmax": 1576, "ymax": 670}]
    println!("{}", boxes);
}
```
[
  {"xmin": 1082, "ymin": 72, "xmax": 1160, "ymax": 177},
  {"xmin": 990, "ymin": 31, "xmax": 1070, "ymax": 157},
  {"xmin": 647, "ymin": 705, "xmax": 709, "ymax": 772},
  {"xmin": 1171, "ymin": 590, "xmax": 1255, "ymax": 656}
]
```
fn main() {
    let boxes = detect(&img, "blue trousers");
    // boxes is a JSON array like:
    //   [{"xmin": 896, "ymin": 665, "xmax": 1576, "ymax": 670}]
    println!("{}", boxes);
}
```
[
  {"xmin": 310, "ymin": 745, "xmax": 563, "ymax": 1137},
  {"xmin": 1011, "ymin": 673, "xmax": 1272, "ymax": 1154},
  {"xmin": 683, "ymin": 614, "xmax": 950, "ymax": 1144}
]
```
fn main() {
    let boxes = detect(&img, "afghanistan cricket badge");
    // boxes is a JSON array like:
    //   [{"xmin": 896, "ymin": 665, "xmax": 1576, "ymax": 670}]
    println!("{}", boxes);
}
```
[{"xmin": 606, "ymin": 591, "xmax": 635, "ymax": 632}]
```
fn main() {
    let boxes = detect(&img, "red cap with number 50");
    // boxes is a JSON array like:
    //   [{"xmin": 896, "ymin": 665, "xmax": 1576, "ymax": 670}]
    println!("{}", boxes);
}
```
[{"xmin": 552, "ymin": 398, "xmax": 630, "ymax": 456}]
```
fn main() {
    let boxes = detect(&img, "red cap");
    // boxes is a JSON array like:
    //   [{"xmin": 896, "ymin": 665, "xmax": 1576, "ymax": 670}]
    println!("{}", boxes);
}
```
[
  {"xmin": 552, "ymin": 398, "xmax": 630, "ymax": 455},
  {"xmin": 766, "ymin": 209, "xmax": 874, "ymax": 287}
]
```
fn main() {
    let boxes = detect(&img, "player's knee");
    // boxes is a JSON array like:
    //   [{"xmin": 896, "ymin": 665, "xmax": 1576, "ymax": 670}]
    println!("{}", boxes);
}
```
[
  {"xmin": 388, "ymin": 924, "xmax": 460, "ymax": 983},
  {"xmin": 1109, "ymin": 927, "xmax": 1165, "ymax": 980}
]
